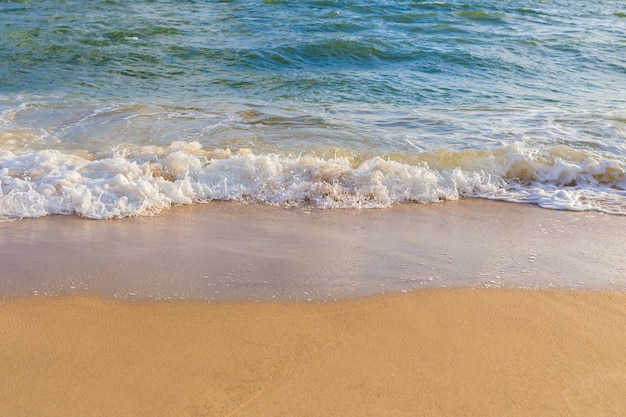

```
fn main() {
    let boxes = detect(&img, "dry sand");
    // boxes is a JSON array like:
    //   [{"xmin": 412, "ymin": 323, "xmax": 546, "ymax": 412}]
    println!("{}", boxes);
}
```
[
  {"xmin": 2, "ymin": 200, "xmax": 626, "ymax": 416},
  {"xmin": 2, "ymin": 289, "xmax": 626, "ymax": 417}
]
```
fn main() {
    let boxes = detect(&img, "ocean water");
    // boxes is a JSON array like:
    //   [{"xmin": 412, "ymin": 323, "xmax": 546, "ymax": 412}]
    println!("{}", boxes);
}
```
[{"xmin": 1, "ymin": 0, "xmax": 625, "ymax": 220}]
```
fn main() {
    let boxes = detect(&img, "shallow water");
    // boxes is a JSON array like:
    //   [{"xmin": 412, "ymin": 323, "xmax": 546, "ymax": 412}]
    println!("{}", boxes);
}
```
[
  {"xmin": 1, "ymin": 0, "xmax": 625, "ymax": 219},
  {"xmin": 2, "ymin": 201, "xmax": 625, "ymax": 300}
]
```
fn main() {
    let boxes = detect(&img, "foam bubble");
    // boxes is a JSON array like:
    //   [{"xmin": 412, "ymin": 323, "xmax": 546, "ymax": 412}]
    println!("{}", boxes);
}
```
[{"xmin": 1, "ymin": 142, "xmax": 625, "ymax": 220}]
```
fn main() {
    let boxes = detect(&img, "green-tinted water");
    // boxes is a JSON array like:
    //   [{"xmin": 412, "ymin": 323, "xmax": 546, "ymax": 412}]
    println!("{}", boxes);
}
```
[
  {"xmin": 2, "ymin": 0, "xmax": 625, "ymax": 107},
  {"xmin": 1, "ymin": 0, "xmax": 625, "ymax": 218}
]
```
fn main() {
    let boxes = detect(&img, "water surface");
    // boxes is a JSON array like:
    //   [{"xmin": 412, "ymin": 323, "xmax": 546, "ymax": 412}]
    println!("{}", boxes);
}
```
[{"xmin": 1, "ymin": 0, "xmax": 625, "ymax": 219}]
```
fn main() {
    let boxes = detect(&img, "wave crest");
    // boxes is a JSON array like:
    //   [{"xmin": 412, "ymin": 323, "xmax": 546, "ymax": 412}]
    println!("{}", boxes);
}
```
[{"xmin": 1, "ymin": 142, "xmax": 624, "ymax": 220}]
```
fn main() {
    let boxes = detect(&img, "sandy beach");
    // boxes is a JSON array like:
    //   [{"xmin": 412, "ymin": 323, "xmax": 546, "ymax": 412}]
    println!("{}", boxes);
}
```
[
  {"xmin": 2, "ymin": 200, "xmax": 626, "ymax": 416},
  {"xmin": 2, "ymin": 200, "xmax": 625, "ymax": 300},
  {"xmin": 2, "ymin": 0, "xmax": 625, "ymax": 414},
  {"xmin": 2, "ymin": 289, "xmax": 626, "ymax": 417}
]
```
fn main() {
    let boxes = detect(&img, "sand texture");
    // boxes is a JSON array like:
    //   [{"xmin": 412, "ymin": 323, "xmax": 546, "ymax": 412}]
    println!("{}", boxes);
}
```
[
  {"xmin": 2, "ymin": 200, "xmax": 626, "ymax": 300},
  {"xmin": 2, "ymin": 289, "xmax": 626, "ymax": 417},
  {"xmin": 2, "ymin": 200, "xmax": 626, "ymax": 416}
]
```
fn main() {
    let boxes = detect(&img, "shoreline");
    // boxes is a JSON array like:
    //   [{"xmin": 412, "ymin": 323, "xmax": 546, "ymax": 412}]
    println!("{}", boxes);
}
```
[
  {"xmin": 2, "ymin": 199, "xmax": 626, "ymax": 301},
  {"xmin": 3, "ymin": 288, "xmax": 626, "ymax": 416},
  {"xmin": 3, "ymin": 200, "xmax": 626, "ymax": 415}
]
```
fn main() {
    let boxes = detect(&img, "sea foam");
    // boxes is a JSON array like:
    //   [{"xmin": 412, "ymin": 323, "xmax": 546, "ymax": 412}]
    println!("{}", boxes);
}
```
[{"xmin": 1, "ymin": 141, "xmax": 624, "ymax": 220}]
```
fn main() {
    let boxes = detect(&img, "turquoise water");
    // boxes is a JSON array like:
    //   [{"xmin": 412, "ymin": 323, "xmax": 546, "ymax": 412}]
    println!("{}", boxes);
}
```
[{"xmin": 1, "ymin": 0, "xmax": 625, "ymax": 219}]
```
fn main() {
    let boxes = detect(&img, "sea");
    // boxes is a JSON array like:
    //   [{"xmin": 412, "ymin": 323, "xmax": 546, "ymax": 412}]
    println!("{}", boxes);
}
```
[{"xmin": 1, "ymin": 0, "xmax": 625, "ymax": 221}]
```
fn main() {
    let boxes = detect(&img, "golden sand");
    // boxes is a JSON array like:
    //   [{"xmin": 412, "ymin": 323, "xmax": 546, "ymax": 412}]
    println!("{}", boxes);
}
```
[
  {"xmin": 2, "ymin": 200, "xmax": 626, "ymax": 416},
  {"xmin": 2, "ymin": 289, "xmax": 626, "ymax": 417}
]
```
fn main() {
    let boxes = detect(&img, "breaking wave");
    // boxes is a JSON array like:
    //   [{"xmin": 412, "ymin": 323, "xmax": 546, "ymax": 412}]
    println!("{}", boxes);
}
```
[{"xmin": 1, "ymin": 141, "xmax": 624, "ymax": 220}]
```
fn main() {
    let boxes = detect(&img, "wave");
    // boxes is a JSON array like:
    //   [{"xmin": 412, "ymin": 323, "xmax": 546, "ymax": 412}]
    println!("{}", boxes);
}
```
[{"xmin": 1, "ymin": 142, "xmax": 624, "ymax": 220}]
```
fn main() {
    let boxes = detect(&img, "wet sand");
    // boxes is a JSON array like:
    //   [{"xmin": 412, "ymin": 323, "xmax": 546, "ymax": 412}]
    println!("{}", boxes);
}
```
[
  {"xmin": 1, "ymin": 199, "xmax": 625, "ymax": 300},
  {"xmin": 2, "ymin": 200, "xmax": 626, "ymax": 416}
]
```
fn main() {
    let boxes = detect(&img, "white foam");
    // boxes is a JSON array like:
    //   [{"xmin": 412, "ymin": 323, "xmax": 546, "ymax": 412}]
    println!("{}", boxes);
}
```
[{"xmin": 0, "ymin": 141, "xmax": 625, "ymax": 220}]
